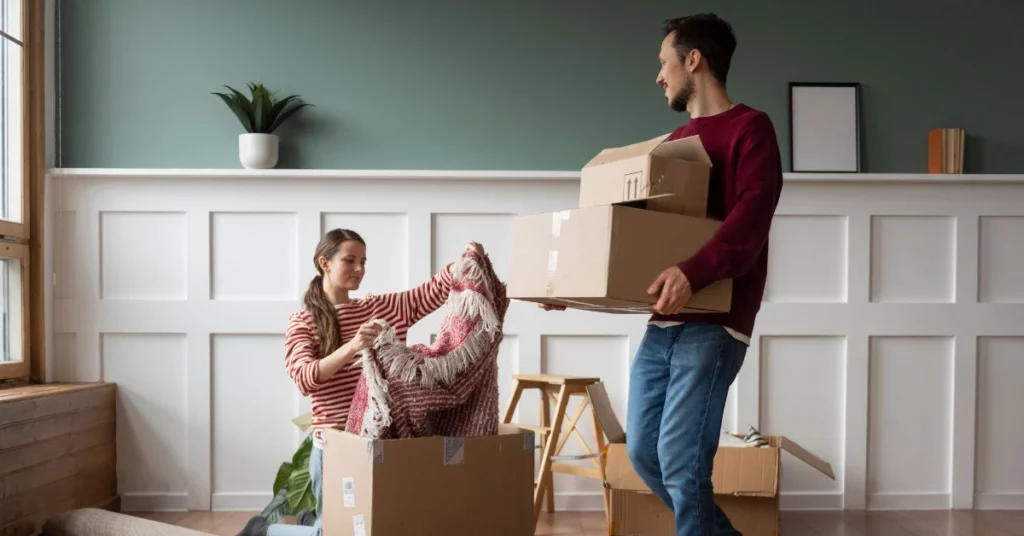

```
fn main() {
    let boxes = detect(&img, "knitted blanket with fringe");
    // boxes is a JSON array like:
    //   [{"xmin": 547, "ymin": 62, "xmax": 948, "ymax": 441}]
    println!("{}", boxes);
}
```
[{"xmin": 344, "ymin": 248, "xmax": 509, "ymax": 440}]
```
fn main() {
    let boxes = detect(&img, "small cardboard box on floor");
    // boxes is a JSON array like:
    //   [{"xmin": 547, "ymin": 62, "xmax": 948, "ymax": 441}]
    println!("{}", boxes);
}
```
[
  {"xmin": 320, "ymin": 425, "xmax": 535, "ymax": 536},
  {"xmin": 507, "ymin": 132, "xmax": 732, "ymax": 314},
  {"xmin": 586, "ymin": 383, "xmax": 836, "ymax": 536}
]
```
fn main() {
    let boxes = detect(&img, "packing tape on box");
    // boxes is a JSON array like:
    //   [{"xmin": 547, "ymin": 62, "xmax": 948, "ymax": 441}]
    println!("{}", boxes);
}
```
[
  {"xmin": 545, "ymin": 250, "xmax": 558, "ymax": 296},
  {"xmin": 444, "ymin": 436, "xmax": 465, "ymax": 465},
  {"xmin": 366, "ymin": 440, "xmax": 384, "ymax": 464},
  {"xmin": 545, "ymin": 211, "xmax": 570, "ymax": 297},
  {"xmin": 550, "ymin": 210, "xmax": 571, "ymax": 237}
]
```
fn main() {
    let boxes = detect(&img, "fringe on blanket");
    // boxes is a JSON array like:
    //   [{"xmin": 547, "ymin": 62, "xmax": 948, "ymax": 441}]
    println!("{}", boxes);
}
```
[{"xmin": 348, "ymin": 247, "xmax": 508, "ymax": 441}]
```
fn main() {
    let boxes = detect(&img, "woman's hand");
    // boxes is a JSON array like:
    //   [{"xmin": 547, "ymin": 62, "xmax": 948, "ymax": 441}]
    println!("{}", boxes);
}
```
[
  {"xmin": 317, "ymin": 321, "xmax": 382, "ymax": 382},
  {"xmin": 344, "ymin": 321, "xmax": 382, "ymax": 354}
]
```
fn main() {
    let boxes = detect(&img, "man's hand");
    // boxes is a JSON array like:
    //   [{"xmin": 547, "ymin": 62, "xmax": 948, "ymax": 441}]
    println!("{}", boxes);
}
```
[{"xmin": 648, "ymin": 266, "xmax": 693, "ymax": 315}]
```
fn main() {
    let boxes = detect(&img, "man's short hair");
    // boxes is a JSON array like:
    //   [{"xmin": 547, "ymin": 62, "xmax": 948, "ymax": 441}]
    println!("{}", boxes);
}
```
[{"xmin": 662, "ymin": 13, "xmax": 737, "ymax": 86}]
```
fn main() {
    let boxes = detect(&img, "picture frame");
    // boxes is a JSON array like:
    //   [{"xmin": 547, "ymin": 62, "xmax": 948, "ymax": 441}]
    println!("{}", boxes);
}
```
[{"xmin": 788, "ymin": 82, "xmax": 862, "ymax": 173}]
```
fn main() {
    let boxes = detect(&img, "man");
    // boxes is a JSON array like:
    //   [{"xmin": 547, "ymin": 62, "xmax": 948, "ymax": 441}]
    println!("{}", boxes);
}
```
[{"xmin": 542, "ymin": 13, "xmax": 783, "ymax": 535}]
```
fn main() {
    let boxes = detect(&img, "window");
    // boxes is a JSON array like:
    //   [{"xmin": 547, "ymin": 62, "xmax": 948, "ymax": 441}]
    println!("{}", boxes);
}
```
[{"xmin": 0, "ymin": 0, "xmax": 43, "ymax": 383}]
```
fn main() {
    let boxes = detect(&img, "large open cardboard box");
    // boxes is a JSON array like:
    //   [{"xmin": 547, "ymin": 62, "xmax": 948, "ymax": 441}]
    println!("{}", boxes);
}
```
[
  {"xmin": 507, "ymin": 199, "xmax": 732, "ymax": 313},
  {"xmin": 579, "ymin": 133, "xmax": 712, "ymax": 217},
  {"xmin": 320, "ymin": 425, "xmax": 535, "ymax": 536},
  {"xmin": 586, "ymin": 383, "xmax": 836, "ymax": 536}
]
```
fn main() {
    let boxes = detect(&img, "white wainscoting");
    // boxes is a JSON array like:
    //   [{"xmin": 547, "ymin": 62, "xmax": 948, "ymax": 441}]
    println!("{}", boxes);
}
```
[{"xmin": 44, "ymin": 169, "xmax": 1024, "ymax": 513}]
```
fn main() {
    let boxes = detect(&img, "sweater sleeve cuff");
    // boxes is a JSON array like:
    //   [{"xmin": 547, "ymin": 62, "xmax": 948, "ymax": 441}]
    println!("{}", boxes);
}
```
[{"xmin": 678, "ymin": 257, "xmax": 716, "ymax": 295}]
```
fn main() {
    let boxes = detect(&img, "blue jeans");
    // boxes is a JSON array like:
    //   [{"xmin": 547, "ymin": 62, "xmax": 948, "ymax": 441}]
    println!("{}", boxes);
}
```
[
  {"xmin": 626, "ymin": 323, "xmax": 747, "ymax": 536},
  {"xmin": 268, "ymin": 443, "xmax": 323, "ymax": 536}
]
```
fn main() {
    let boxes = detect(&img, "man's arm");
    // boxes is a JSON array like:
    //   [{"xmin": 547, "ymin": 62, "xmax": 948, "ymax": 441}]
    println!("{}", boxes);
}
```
[{"xmin": 677, "ymin": 113, "xmax": 783, "ymax": 293}]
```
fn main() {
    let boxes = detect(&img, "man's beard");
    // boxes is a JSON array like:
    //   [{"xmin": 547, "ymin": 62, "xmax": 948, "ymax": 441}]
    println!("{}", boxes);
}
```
[{"xmin": 668, "ymin": 78, "xmax": 695, "ymax": 112}]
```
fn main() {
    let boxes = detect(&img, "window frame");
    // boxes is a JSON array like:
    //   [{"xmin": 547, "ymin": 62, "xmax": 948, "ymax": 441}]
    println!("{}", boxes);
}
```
[
  {"xmin": 0, "ymin": 0, "xmax": 45, "ymax": 384},
  {"xmin": 0, "ymin": 241, "xmax": 28, "ymax": 380}
]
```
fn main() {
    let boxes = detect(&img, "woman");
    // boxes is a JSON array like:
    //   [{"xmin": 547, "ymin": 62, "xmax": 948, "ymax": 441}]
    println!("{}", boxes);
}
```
[{"xmin": 239, "ymin": 228, "xmax": 484, "ymax": 536}]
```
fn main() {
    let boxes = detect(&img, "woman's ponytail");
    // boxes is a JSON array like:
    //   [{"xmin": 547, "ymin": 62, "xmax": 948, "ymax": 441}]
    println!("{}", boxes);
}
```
[{"xmin": 303, "ymin": 273, "xmax": 341, "ymax": 358}]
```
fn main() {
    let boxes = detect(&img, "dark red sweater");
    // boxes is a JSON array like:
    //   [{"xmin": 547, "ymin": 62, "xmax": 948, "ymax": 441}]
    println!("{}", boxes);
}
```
[{"xmin": 650, "ymin": 103, "xmax": 784, "ymax": 338}]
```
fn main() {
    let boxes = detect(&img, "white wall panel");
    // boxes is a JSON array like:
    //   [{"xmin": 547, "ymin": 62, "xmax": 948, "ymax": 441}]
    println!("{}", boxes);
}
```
[
  {"xmin": 759, "ymin": 335, "xmax": 846, "ymax": 508},
  {"xmin": 100, "ymin": 211, "xmax": 186, "ymax": 300},
  {"xmin": 764, "ymin": 215, "xmax": 848, "ymax": 303},
  {"xmin": 211, "ymin": 334, "xmax": 300, "ymax": 510},
  {"xmin": 870, "ymin": 216, "xmax": 956, "ymax": 303},
  {"xmin": 975, "ymin": 337, "xmax": 1024, "ymax": 509},
  {"xmin": 101, "ymin": 332, "xmax": 188, "ymax": 511},
  {"xmin": 867, "ymin": 336, "xmax": 953, "ymax": 509},
  {"xmin": 978, "ymin": 216, "xmax": 1024, "ymax": 303},
  {"xmin": 46, "ymin": 169, "xmax": 1024, "ymax": 512},
  {"xmin": 211, "ymin": 212, "xmax": 298, "ymax": 301}
]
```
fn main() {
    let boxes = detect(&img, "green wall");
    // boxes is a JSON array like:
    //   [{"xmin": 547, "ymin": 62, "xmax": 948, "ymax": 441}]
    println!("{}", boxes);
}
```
[{"xmin": 58, "ymin": 0, "xmax": 1023, "ymax": 173}]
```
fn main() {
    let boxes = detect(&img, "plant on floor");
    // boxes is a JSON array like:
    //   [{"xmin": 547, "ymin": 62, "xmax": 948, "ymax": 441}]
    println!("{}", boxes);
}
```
[
  {"xmin": 261, "ymin": 412, "xmax": 316, "ymax": 523},
  {"xmin": 212, "ymin": 83, "xmax": 313, "ymax": 135}
]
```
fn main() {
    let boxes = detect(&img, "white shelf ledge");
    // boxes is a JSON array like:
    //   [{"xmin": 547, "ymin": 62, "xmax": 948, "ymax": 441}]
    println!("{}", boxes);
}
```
[{"xmin": 45, "ymin": 168, "xmax": 1024, "ymax": 184}]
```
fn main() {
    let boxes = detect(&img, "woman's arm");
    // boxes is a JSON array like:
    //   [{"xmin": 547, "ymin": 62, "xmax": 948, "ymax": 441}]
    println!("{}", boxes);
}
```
[
  {"xmin": 285, "ymin": 314, "xmax": 382, "ymax": 393},
  {"xmin": 382, "ymin": 242, "xmax": 484, "ymax": 324},
  {"xmin": 284, "ymin": 313, "xmax": 331, "ymax": 396},
  {"xmin": 315, "ymin": 321, "xmax": 381, "ymax": 381}
]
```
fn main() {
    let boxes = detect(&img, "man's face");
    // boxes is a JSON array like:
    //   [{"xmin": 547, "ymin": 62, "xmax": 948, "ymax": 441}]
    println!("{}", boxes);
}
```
[{"xmin": 656, "ymin": 32, "xmax": 694, "ymax": 112}]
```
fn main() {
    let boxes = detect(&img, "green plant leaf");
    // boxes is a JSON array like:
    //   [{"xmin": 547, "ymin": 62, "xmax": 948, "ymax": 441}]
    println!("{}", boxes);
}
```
[
  {"xmin": 272, "ymin": 461, "xmax": 294, "ymax": 496},
  {"xmin": 283, "ymin": 434, "xmax": 315, "ymax": 513},
  {"xmin": 261, "ymin": 488, "xmax": 290, "ymax": 524},
  {"xmin": 212, "ymin": 92, "xmax": 254, "ymax": 133},
  {"xmin": 252, "ymin": 93, "xmax": 264, "ymax": 133},
  {"xmin": 225, "ymin": 86, "xmax": 255, "ymax": 129},
  {"xmin": 285, "ymin": 464, "xmax": 315, "ymax": 513},
  {"xmin": 258, "ymin": 91, "xmax": 274, "ymax": 133},
  {"xmin": 267, "ymin": 101, "xmax": 313, "ymax": 134}
]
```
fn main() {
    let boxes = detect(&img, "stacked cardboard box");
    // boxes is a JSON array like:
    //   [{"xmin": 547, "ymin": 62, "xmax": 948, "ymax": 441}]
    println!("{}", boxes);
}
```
[
  {"xmin": 508, "ymin": 132, "xmax": 733, "ymax": 313},
  {"xmin": 587, "ymin": 383, "xmax": 836, "ymax": 536}
]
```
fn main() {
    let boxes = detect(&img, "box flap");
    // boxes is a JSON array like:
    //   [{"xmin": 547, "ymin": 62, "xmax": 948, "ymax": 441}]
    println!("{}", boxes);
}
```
[
  {"xmin": 583, "ymin": 133, "xmax": 670, "ymax": 168},
  {"xmin": 611, "ymin": 193, "xmax": 680, "ymax": 209},
  {"xmin": 649, "ymin": 134, "xmax": 712, "ymax": 167},
  {"xmin": 779, "ymin": 436, "xmax": 836, "ymax": 480},
  {"xmin": 712, "ymin": 443, "xmax": 779, "ymax": 497},
  {"xmin": 586, "ymin": 382, "xmax": 624, "ymax": 444}
]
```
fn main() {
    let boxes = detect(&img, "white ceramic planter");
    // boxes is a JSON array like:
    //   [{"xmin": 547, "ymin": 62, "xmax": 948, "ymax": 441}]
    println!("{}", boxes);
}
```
[{"xmin": 238, "ymin": 133, "xmax": 279, "ymax": 169}]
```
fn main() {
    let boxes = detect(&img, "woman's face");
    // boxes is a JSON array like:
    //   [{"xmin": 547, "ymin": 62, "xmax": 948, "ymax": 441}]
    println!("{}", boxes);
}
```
[{"xmin": 321, "ymin": 240, "xmax": 366, "ymax": 291}]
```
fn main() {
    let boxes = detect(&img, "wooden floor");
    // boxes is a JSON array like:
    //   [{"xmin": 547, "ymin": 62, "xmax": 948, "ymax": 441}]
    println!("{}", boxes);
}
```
[{"xmin": 132, "ymin": 509, "xmax": 1024, "ymax": 535}]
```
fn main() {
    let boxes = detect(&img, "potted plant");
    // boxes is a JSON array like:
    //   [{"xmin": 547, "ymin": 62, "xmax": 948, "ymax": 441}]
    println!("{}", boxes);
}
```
[
  {"xmin": 213, "ymin": 83, "xmax": 313, "ymax": 169},
  {"xmin": 261, "ymin": 412, "xmax": 317, "ymax": 523}
]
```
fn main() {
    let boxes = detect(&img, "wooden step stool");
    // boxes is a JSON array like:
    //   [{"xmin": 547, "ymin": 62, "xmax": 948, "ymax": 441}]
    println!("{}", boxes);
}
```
[{"xmin": 501, "ymin": 374, "xmax": 610, "ymax": 528}]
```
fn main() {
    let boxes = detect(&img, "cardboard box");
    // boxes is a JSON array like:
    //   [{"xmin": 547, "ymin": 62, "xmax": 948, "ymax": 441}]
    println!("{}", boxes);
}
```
[
  {"xmin": 321, "ymin": 425, "xmax": 535, "ymax": 536},
  {"xmin": 587, "ymin": 383, "xmax": 835, "ymax": 536},
  {"xmin": 507, "ymin": 200, "xmax": 732, "ymax": 313},
  {"xmin": 579, "ymin": 133, "xmax": 712, "ymax": 217},
  {"xmin": 609, "ymin": 490, "xmax": 778, "ymax": 536}
]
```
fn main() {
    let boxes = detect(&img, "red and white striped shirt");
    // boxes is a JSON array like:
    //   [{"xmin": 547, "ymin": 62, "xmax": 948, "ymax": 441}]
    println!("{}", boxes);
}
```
[{"xmin": 285, "ymin": 268, "xmax": 453, "ymax": 435}]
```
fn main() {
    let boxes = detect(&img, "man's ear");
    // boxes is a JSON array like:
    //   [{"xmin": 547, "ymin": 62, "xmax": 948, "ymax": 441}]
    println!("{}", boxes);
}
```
[{"xmin": 686, "ymin": 49, "xmax": 702, "ymax": 73}]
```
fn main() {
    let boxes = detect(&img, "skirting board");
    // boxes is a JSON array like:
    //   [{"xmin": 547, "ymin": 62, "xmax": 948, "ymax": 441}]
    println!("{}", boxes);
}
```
[
  {"xmin": 975, "ymin": 493, "xmax": 1024, "ymax": 510},
  {"xmin": 120, "ymin": 493, "xmax": 190, "ymax": 512},
  {"xmin": 866, "ymin": 493, "xmax": 952, "ymax": 510},
  {"xmin": 129, "ymin": 492, "xmax": 854, "ymax": 513}
]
